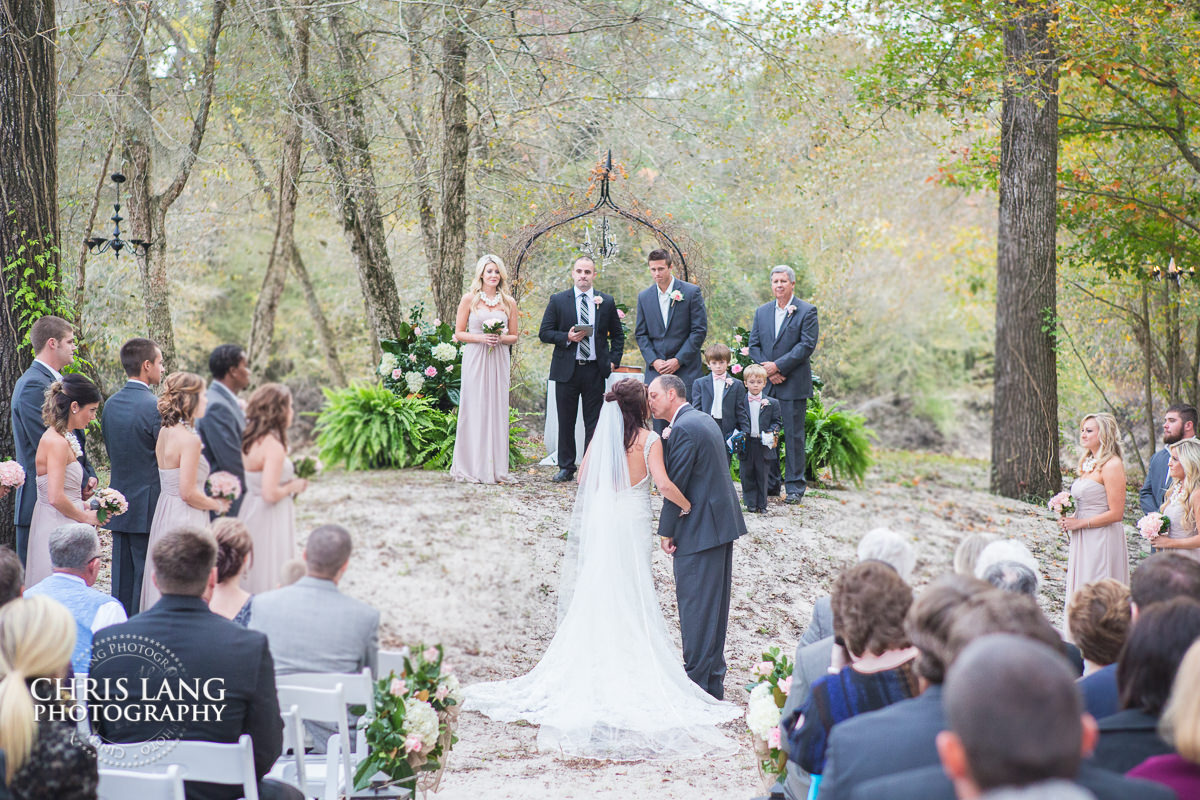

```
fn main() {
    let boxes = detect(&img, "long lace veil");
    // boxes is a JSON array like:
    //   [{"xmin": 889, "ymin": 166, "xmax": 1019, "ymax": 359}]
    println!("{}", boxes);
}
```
[{"xmin": 557, "ymin": 399, "xmax": 629, "ymax": 624}]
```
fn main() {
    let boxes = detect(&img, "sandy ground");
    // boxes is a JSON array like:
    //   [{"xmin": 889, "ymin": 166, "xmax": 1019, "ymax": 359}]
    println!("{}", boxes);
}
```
[{"xmin": 282, "ymin": 448, "xmax": 1142, "ymax": 800}]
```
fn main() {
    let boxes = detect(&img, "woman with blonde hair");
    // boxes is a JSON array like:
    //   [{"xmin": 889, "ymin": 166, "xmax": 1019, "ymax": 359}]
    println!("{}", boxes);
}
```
[
  {"xmin": 1059, "ymin": 412, "xmax": 1129, "ymax": 608},
  {"xmin": 238, "ymin": 383, "xmax": 306, "ymax": 592},
  {"xmin": 1127, "ymin": 639, "xmax": 1200, "ymax": 794},
  {"xmin": 0, "ymin": 596, "xmax": 98, "ymax": 797},
  {"xmin": 141, "ymin": 372, "xmax": 230, "ymax": 609},
  {"xmin": 1151, "ymin": 438, "xmax": 1200, "ymax": 559},
  {"xmin": 450, "ymin": 253, "xmax": 520, "ymax": 484},
  {"xmin": 208, "ymin": 518, "xmax": 254, "ymax": 625},
  {"xmin": 27, "ymin": 374, "xmax": 102, "ymax": 586}
]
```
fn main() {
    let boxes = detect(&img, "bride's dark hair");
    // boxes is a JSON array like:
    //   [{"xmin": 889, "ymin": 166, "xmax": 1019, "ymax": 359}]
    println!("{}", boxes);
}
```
[{"xmin": 605, "ymin": 378, "xmax": 649, "ymax": 452}]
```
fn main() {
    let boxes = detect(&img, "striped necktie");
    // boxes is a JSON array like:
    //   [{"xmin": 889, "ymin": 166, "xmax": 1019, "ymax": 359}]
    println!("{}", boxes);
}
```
[{"xmin": 578, "ymin": 293, "xmax": 592, "ymax": 359}]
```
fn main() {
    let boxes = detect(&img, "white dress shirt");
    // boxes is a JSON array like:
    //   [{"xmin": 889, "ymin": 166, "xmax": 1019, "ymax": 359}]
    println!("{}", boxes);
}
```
[
  {"xmin": 748, "ymin": 395, "xmax": 765, "ymax": 436},
  {"xmin": 657, "ymin": 278, "xmax": 675, "ymax": 329},
  {"xmin": 669, "ymin": 402, "xmax": 691, "ymax": 429},
  {"xmin": 774, "ymin": 295, "xmax": 796, "ymax": 338},
  {"xmin": 711, "ymin": 375, "xmax": 726, "ymax": 420},
  {"xmin": 34, "ymin": 358, "xmax": 62, "ymax": 381},
  {"xmin": 573, "ymin": 286, "xmax": 597, "ymax": 361}
]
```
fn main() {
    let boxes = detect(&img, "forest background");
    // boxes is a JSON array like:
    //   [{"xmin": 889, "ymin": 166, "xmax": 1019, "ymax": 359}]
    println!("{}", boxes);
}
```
[{"xmin": 3, "ymin": 0, "xmax": 1199, "ymax": 545}]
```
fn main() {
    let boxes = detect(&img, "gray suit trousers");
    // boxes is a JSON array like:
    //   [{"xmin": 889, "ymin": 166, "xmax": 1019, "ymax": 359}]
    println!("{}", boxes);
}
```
[{"xmin": 673, "ymin": 541, "xmax": 733, "ymax": 700}]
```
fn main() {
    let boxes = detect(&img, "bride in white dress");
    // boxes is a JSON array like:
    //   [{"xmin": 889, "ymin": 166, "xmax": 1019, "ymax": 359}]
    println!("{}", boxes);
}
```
[{"xmin": 464, "ymin": 379, "xmax": 741, "ymax": 760}]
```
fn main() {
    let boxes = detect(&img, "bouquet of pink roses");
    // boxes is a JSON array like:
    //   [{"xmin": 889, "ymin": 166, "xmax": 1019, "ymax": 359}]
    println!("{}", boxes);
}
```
[
  {"xmin": 0, "ymin": 460, "xmax": 25, "ymax": 488},
  {"xmin": 1047, "ymin": 491, "xmax": 1075, "ymax": 517},
  {"xmin": 293, "ymin": 456, "xmax": 322, "ymax": 480},
  {"xmin": 207, "ymin": 471, "xmax": 242, "ymax": 501},
  {"xmin": 1137, "ymin": 512, "xmax": 1171, "ymax": 540},
  {"xmin": 89, "ymin": 488, "xmax": 128, "ymax": 525},
  {"xmin": 481, "ymin": 319, "xmax": 506, "ymax": 336}
]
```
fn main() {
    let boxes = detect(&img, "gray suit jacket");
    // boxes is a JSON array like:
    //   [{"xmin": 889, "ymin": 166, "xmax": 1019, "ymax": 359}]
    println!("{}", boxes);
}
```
[
  {"xmin": 1140, "ymin": 447, "xmax": 1171, "ymax": 515},
  {"xmin": 657, "ymin": 405, "xmax": 746, "ymax": 554},
  {"xmin": 748, "ymin": 298, "xmax": 819, "ymax": 400},
  {"xmin": 102, "ymin": 381, "xmax": 162, "ymax": 533},
  {"xmin": 635, "ymin": 279, "xmax": 707, "ymax": 396},
  {"xmin": 197, "ymin": 382, "xmax": 245, "ymax": 514},
  {"xmin": 799, "ymin": 596, "xmax": 834, "ymax": 648},
  {"xmin": 850, "ymin": 762, "xmax": 1175, "ymax": 800},
  {"xmin": 10, "ymin": 361, "xmax": 95, "ymax": 527},
  {"xmin": 249, "ymin": 576, "xmax": 380, "ymax": 677}
]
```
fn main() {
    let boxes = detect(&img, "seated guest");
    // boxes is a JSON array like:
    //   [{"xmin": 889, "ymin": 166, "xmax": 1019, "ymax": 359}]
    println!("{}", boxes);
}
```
[
  {"xmin": 89, "ymin": 527, "xmax": 300, "ymax": 800},
  {"xmin": 981, "ymin": 557, "xmax": 1084, "ymax": 675},
  {"xmin": 0, "ymin": 596, "xmax": 97, "ymax": 799},
  {"xmin": 784, "ymin": 561, "xmax": 919, "ymax": 779},
  {"xmin": 0, "ymin": 548, "xmax": 23, "ymax": 606},
  {"xmin": 1068, "ymin": 579, "xmax": 1132, "ymax": 676},
  {"xmin": 799, "ymin": 527, "xmax": 916, "ymax": 647},
  {"xmin": 207, "ymin": 519, "xmax": 253, "ymax": 626},
  {"xmin": 249, "ymin": 524, "xmax": 379, "ymax": 676},
  {"xmin": 953, "ymin": 533, "xmax": 999, "ymax": 577},
  {"xmin": 1091, "ymin": 597, "xmax": 1200, "ymax": 774},
  {"xmin": 975, "ymin": 538, "xmax": 1040, "ymax": 586},
  {"xmin": 1128, "ymin": 639, "xmax": 1200, "ymax": 796},
  {"xmin": 1081, "ymin": 553, "xmax": 1200, "ymax": 720},
  {"xmin": 24, "ymin": 524, "xmax": 126, "ymax": 675}
]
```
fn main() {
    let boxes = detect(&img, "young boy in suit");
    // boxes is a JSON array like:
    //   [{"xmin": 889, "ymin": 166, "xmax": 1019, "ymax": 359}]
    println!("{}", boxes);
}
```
[
  {"xmin": 739, "ymin": 364, "xmax": 782, "ymax": 513},
  {"xmin": 691, "ymin": 343, "xmax": 751, "ymax": 464}
]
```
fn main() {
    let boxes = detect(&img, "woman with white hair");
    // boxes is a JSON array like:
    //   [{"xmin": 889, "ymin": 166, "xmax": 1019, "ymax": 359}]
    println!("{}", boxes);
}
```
[
  {"xmin": 1059, "ymin": 412, "xmax": 1129, "ymax": 609},
  {"xmin": 451, "ymin": 254, "xmax": 520, "ymax": 484}
]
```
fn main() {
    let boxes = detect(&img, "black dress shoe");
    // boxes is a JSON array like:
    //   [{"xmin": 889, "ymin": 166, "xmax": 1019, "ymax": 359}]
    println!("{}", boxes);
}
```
[
  {"xmin": 551, "ymin": 468, "xmax": 576, "ymax": 483},
  {"xmin": 786, "ymin": 494, "xmax": 803, "ymax": 504}
]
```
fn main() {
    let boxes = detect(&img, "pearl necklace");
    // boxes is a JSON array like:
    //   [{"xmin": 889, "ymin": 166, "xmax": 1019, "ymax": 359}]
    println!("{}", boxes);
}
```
[
  {"xmin": 1168, "ymin": 482, "xmax": 1189, "ymax": 506},
  {"xmin": 478, "ymin": 292, "xmax": 502, "ymax": 308},
  {"xmin": 63, "ymin": 432, "xmax": 83, "ymax": 460},
  {"xmin": 1080, "ymin": 454, "xmax": 1098, "ymax": 475}
]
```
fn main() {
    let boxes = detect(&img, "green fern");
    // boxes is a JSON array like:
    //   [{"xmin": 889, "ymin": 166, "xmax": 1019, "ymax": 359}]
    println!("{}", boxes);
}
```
[{"xmin": 805, "ymin": 395, "xmax": 873, "ymax": 486}]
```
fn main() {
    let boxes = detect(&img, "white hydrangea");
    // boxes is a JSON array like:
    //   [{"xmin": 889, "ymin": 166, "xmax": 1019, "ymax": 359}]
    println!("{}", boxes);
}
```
[
  {"xmin": 745, "ymin": 683, "xmax": 781, "ymax": 741},
  {"xmin": 442, "ymin": 674, "xmax": 463, "ymax": 705},
  {"xmin": 379, "ymin": 352, "xmax": 400, "ymax": 376},
  {"xmin": 432, "ymin": 342, "xmax": 458, "ymax": 362},
  {"xmin": 404, "ymin": 372, "xmax": 425, "ymax": 394},
  {"xmin": 404, "ymin": 697, "xmax": 440, "ymax": 748}
]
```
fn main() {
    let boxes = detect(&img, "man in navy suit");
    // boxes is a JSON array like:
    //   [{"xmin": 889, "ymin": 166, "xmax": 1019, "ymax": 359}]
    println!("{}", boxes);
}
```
[
  {"xmin": 102, "ymin": 338, "xmax": 164, "ymax": 615},
  {"xmin": 10, "ymin": 316, "xmax": 97, "ymax": 566},
  {"xmin": 538, "ymin": 256, "xmax": 625, "ymax": 482},
  {"xmin": 635, "ymin": 248, "xmax": 707, "ymax": 431},
  {"xmin": 748, "ymin": 265, "xmax": 819, "ymax": 503},
  {"xmin": 197, "ymin": 345, "xmax": 250, "ymax": 516},
  {"xmin": 1140, "ymin": 403, "xmax": 1196, "ymax": 514}
]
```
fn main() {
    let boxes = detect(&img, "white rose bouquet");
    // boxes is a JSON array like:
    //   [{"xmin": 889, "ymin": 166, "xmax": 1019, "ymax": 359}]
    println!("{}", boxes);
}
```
[{"xmin": 743, "ymin": 646, "xmax": 793, "ymax": 787}]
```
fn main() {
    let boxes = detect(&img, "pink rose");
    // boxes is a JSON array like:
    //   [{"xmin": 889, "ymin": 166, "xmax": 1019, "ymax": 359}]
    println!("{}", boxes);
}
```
[
  {"xmin": 617, "ymin": 309, "xmax": 626, "ymax": 320},
  {"xmin": 409, "ymin": 354, "xmax": 417, "ymax": 362},
  {"xmin": 392, "ymin": 369, "xmax": 403, "ymax": 379},
  {"xmin": 779, "ymin": 675, "xmax": 792, "ymax": 695},
  {"xmin": 389, "ymin": 678, "xmax": 407, "ymax": 697},
  {"xmin": 731, "ymin": 364, "xmax": 743, "ymax": 374},
  {"xmin": 768, "ymin": 727, "xmax": 781, "ymax": 749},
  {"xmin": 434, "ymin": 318, "xmax": 441, "ymax": 326},
  {"xmin": 734, "ymin": 334, "xmax": 743, "ymax": 343},
  {"xmin": 435, "ymin": 685, "xmax": 450, "ymax": 702},
  {"xmin": 424, "ymin": 366, "xmax": 437, "ymax": 378},
  {"xmin": 754, "ymin": 661, "xmax": 774, "ymax": 678},
  {"xmin": 662, "ymin": 426, "xmax": 672, "ymax": 440},
  {"xmin": 413, "ymin": 326, "xmax": 422, "ymax": 335},
  {"xmin": 670, "ymin": 289, "xmax": 684, "ymax": 302},
  {"xmin": 404, "ymin": 733, "xmax": 424, "ymax": 754},
  {"xmin": 724, "ymin": 377, "xmax": 734, "ymax": 388},
  {"xmin": 740, "ymin": 347, "xmax": 750, "ymax": 356},
  {"xmin": 593, "ymin": 295, "xmax": 603, "ymax": 306},
  {"xmin": 423, "ymin": 646, "xmax": 440, "ymax": 662},
  {"xmin": 786, "ymin": 304, "xmax": 797, "ymax": 315}
]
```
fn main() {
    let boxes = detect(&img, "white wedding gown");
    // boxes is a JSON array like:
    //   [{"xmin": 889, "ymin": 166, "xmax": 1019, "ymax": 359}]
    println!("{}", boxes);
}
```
[{"xmin": 463, "ymin": 401, "xmax": 740, "ymax": 760}]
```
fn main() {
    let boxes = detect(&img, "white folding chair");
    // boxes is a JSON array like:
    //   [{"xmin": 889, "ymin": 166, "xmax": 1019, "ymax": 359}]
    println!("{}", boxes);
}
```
[
  {"xmin": 277, "ymin": 684, "xmax": 351, "ymax": 800},
  {"xmin": 98, "ymin": 734, "xmax": 259, "ymax": 800},
  {"xmin": 266, "ymin": 704, "xmax": 309, "ymax": 795},
  {"xmin": 375, "ymin": 648, "xmax": 410, "ymax": 680},
  {"xmin": 98, "ymin": 765, "xmax": 186, "ymax": 800},
  {"xmin": 277, "ymin": 668, "xmax": 374, "ymax": 754}
]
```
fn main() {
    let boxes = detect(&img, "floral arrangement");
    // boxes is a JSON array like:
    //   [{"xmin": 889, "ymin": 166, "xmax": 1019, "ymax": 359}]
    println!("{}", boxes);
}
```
[
  {"xmin": 352, "ymin": 643, "xmax": 463, "ymax": 793},
  {"xmin": 379, "ymin": 304, "xmax": 462, "ymax": 411},
  {"xmin": 293, "ymin": 456, "xmax": 322, "ymax": 480},
  {"xmin": 89, "ymin": 488, "xmax": 128, "ymax": 526},
  {"xmin": 744, "ymin": 645, "xmax": 793, "ymax": 786},
  {"xmin": 481, "ymin": 319, "xmax": 506, "ymax": 336},
  {"xmin": 0, "ymin": 460, "xmax": 25, "ymax": 487},
  {"xmin": 1047, "ymin": 491, "xmax": 1076, "ymax": 517},
  {"xmin": 730, "ymin": 326, "xmax": 754, "ymax": 375},
  {"xmin": 207, "ymin": 471, "xmax": 242, "ymax": 501},
  {"xmin": 1137, "ymin": 512, "xmax": 1170, "ymax": 539}
]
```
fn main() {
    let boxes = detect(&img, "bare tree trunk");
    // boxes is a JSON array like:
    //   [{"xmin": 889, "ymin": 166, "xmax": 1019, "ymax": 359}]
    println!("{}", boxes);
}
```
[
  {"xmin": 0, "ymin": 0, "xmax": 57, "ymax": 547},
  {"xmin": 1142, "ymin": 283, "xmax": 1157, "ymax": 462},
  {"xmin": 435, "ymin": 17, "xmax": 471, "ymax": 323},
  {"xmin": 991, "ymin": 1, "xmax": 1060, "ymax": 499}
]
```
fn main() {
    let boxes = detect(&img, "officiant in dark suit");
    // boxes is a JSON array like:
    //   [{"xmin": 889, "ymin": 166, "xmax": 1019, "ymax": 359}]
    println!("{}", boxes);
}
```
[
  {"xmin": 198, "ymin": 344, "xmax": 249, "ymax": 516},
  {"xmin": 635, "ymin": 249, "xmax": 707, "ymax": 431},
  {"xmin": 102, "ymin": 337, "xmax": 164, "ymax": 615},
  {"xmin": 539, "ymin": 256, "xmax": 625, "ymax": 482},
  {"xmin": 748, "ymin": 265, "xmax": 819, "ymax": 504},
  {"xmin": 10, "ymin": 316, "xmax": 97, "ymax": 566}
]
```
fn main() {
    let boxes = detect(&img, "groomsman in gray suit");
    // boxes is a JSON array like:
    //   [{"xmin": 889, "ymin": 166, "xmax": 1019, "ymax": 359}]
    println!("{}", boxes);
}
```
[
  {"xmin": 748, "ymin": 265, "xmax": 819, "ymax": 503},
  {"xmin": 198, "ymin": 344, "xmax": 250, "ymax": 516},
  {"xmin": 101, "ymin": 338, "xmax": 164, "ymax": 614},
  {"xmin": 1140, "ymin": 403, "xmax": 1196, "ymax": 515},
  {"xmin": 649, "ymin": 375, "xmax": 746, "ymax": 699},
  {"xmin": 635, "ymin": 249, "xmax": 707, "ymax": 431}
]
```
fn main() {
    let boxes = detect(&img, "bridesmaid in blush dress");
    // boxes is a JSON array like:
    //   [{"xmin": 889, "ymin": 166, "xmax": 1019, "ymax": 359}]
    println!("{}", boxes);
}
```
[
  {"xmin": 1151, "ymin": 438, "xmax": 1200, "ymax": 559},
  {"xmin": 27, "ymin": 376, "xmax": 102, "ymax": 586},
  {"xmin": 450, "ymin": 254, "xmax": 520, "ymax": 484},
  {"xmin": 142, "ymin": 372, "xmax": 231, "ymax": 609},
  {"xmin": 1061, "ymin": 412, "xmax": 1130, "ymax": 611},
  {"xmin": 238, "ymin": 384, "xmax": 307, "ymax": 592}
]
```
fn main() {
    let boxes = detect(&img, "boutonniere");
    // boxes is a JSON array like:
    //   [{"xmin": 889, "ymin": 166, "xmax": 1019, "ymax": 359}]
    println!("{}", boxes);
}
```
[
  {"xmin": 593, "ymin": 295, "xmax": 604, "ymax": 306},
  {"xmin": 662, "ymin": 426, "xmax": 672, "ymax": 440},
  {"xmin": 670, "ymin": 289, "xmax": 684, "ymax": 303},
  {"xmin": 786, "ymin": 304, "xmax": 797, "ymax": 316},
  {"xmin": 723, "ymin": 377, "xmax": 734, "ymax": 388}
]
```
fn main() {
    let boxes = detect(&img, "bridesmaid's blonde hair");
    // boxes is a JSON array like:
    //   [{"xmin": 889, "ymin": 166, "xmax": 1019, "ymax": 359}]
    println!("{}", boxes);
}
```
[
  {"xmin": 1167, "ymin": 438, "xmax": 1200, "ymax": 530},
  {"xmin": 0, "ymin": 597, "xmax": 75, "ymax": 781},
  {"xmin": 467, "ymin": 254, "xmax": 515, "ymax": 311},
  {"xmin": 1080, "ymin": 413, "xmax": 1122, "ymax": 472}
]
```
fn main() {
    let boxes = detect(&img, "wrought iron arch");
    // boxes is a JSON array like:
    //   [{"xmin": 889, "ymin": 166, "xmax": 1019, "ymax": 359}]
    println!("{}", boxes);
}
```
[{"xmin": 505, "ymin": 151, "xmax": 702, "ymax": 286}]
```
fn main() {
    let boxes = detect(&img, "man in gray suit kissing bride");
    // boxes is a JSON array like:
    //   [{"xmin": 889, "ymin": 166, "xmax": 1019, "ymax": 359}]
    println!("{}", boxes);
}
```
[{"xmin": 649, "ymin": 374, "xmax": 747, "ymax": 699}]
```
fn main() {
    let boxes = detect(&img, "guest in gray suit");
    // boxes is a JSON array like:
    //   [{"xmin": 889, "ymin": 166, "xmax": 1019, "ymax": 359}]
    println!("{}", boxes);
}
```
[
  {"xmin": 635, "ymin": 249, "xmax": 707, "ymax": 431},
  {"xmin": 10, "ymin": 316, "xmax": 97, "ymax": 566},
  {"xmin": 101, "ymin": 337, "xmax": 164, "ymax": 614},
  {"xmin": 649, "ymin": 375, "xmax": 746, "ymax": 700},
  {"xmin": 748, "ymin": 265, "xmax": 818, "ymax": 503},
  {"xmin": 198, "ymin": 344, "xmax": 250, "ymax": 516},
  {"xmin": 1140, "ymin": 403, "xmax": 1196, "ymax": 514},
  {"xmin": 249, "ymin": 523, "xmax": 380, "ymax": 677}
]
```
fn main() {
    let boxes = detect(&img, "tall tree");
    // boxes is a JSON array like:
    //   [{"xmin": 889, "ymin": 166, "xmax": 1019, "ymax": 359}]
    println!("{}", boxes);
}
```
[{"xmin": 0, "ymin": 0, "xmax": 59, "ymax": 546}]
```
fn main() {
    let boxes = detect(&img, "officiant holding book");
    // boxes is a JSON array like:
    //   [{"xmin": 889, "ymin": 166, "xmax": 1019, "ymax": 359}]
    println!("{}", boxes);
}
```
[{"xmin": 539, "ymin": 256, "xmax": 625, "ymax": 482}]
